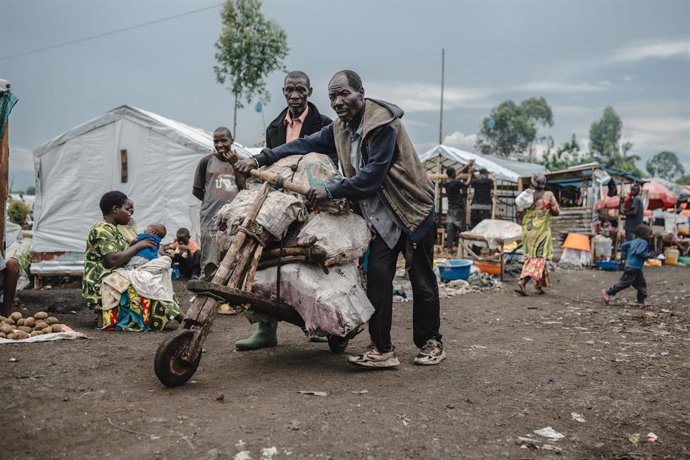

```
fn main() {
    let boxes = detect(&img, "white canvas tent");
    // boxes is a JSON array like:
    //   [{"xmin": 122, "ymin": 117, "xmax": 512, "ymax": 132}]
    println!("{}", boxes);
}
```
[
  {"xmin": 419, "ymin": 145, "xmax": 545, "ymax": 182},
  {"xmin": 31, "ymin": 105, "xmax": 250, "ymax": 275}
]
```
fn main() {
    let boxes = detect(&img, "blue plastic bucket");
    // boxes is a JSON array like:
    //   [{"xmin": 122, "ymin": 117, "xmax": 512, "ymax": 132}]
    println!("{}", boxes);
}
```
[{"xmin": 438, "ymin": 259, "xmax": 473, "ymax": 281}]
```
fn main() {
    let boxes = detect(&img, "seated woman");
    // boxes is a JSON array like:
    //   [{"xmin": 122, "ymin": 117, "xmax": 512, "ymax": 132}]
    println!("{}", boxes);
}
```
[{"xmin": 82, "ymin": 191, "xmax": 183, "ymax": 331}]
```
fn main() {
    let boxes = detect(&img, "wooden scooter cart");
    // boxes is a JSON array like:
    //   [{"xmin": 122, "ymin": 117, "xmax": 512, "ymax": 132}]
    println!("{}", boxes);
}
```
[{"xmin": 154, "ymin": 173, "xmax": 361, "ymax": 388}]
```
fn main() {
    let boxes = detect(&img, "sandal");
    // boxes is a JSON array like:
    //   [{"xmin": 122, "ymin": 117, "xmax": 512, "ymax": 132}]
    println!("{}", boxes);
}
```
[{"xmin": 514, "ymin": 284, "xmax": 528, "ymax": 297}]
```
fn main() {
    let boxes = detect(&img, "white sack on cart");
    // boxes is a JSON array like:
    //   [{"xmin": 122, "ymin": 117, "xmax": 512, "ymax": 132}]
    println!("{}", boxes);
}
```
[
  {"xmin": 253, "ymin": 263, "xmax": 374, "ymax": 337},
  {"xmin": 297, "ymin": 212, "xmax": 372, "ymax": 266},
  {"xmin": 247, "ymin": 153, "xmax": 348, "ymax": 214},
  {"xmin": 214, "ymin": 189, "xmax": 307, "ymax": 248}
]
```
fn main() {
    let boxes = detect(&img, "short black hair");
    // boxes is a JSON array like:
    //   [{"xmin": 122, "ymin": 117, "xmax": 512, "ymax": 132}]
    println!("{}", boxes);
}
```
[
  {"xmin": 148, "ymin": 223, "xmax": 167, "ymax": 238},
  {"xmin": 634, "ymin": 223, "xmax": 652, "ymax": 237},
  {"xmin": 99, "ymin": 191, "xmax": 128, "ymax": 214},
  {"xmin": 176, "ymin": 227, "xmax": 190, "ymax": 237},
  {"xmin": 479, "ymin": 168, "xmax": 488, "ymax": 175},
  {"xmin": 285, "ymin": 70, "xmax": 310, "ymax": 87},
  {"xmin": 446, "ymin": 167, "xmax": 456, "ymax": 176},
  {"xmin": 214, "ymin": 126, "xmax": 233, "ymax": 139},
  {"xmin": 331, "ymin": 70, "xmax": 363, "ymax": 91}
]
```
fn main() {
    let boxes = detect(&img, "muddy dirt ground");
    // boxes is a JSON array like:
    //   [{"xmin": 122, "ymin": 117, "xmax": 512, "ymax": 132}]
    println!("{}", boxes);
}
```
[{"xmin": 1, "ymin": 266, "xmax": 689, "ymax": 459}]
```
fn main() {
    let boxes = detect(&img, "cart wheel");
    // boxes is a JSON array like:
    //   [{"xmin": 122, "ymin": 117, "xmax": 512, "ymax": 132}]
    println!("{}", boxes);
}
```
[
  {"xmin": 328, "ymin": 335, "xmax": 349, "ymax": 354},
  {"xmin": 154, "ymin": 329, "xmax": 202, "ymax": 387}
]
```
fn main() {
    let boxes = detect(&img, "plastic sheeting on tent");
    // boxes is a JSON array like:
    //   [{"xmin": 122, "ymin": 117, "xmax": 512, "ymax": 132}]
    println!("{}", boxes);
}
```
[
  {"xmin": 418, "ymin": 145, "xmax": 545, "ymax": 182},
  {"xmin": 31, "ymin": 105, "xmax": 251, "ymax": 256}
]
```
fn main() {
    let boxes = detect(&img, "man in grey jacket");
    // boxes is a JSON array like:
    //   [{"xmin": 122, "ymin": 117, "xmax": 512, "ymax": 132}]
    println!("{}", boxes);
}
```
[{"xmin": 237, "ymin": 70, "xmax": 445, "ymax": 368}]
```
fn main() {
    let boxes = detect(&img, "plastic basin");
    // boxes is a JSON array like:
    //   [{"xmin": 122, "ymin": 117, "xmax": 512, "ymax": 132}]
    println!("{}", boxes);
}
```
[
  {"xmin": 476, "ymin": 260, "xmax": 501, "ymax": 276},
  {"xmin": 438, "ymin": 259, "xmax": 472, "ymax": 281},
  {"xmin": 595, "ymin": 261, "xmax": 619, "ymax": 271}
]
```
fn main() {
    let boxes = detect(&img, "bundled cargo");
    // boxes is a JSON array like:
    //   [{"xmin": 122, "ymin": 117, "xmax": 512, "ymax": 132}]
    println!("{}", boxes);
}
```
[
  {"xmin": 214, "ymin": 189, "xmax": 307, "ymax": 251},
  {"xmin": 247, "ymin": 153, "xmax": 349, "ymax": 214},
  {"xmin": 253, "ymin": 263, "xmax": 373, "ymax": 337},
  {"xmin": 297, "ymin": 211, "xmax": 371, "ymax": 267}
]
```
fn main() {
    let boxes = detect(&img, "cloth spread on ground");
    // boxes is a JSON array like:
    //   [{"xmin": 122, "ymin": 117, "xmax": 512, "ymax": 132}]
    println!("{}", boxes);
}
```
[{"xmin": 0, "ymin": 325, "xmax": 88, "ymax": 344}]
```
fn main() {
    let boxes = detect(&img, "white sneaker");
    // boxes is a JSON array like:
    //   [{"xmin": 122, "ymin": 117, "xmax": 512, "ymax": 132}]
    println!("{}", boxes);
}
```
[{"xmin": 414, "ymin": 339, "xmax": 446, "ymax": 365}]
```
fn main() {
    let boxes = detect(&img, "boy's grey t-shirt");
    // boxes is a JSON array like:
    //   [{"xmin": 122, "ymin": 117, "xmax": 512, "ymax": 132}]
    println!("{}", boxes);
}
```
[{"xmin": 194, "ymin": 154, "xmax": 239, "ymax": 231}]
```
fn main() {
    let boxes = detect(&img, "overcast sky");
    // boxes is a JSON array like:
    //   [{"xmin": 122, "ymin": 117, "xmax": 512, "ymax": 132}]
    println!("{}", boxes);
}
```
[{"xmin": 2, "ymin": 0, "xmax": 689, "ymax": 189}]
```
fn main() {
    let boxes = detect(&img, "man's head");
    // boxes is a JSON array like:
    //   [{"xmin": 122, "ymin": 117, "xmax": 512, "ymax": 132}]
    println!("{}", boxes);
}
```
[
  {"xmin": 631, "ymin": 184, "xmax": 641, "ymax": 196},
  {"xmin": 479, "ymin": 168, "xmax": 489, "ymax": 178},
  {"xmin": 176, "ymin": 228, "xmax": 191, "ymax": 245},
  {"xmin": 99, "ymin": 191, "xmax": 130, "ymax": 225},
  {"xmin": 213, "ymin": 127, "xmax": 236, "ymax": 162},
  {"xmin": 145, "ymin": 223, "xmax": 167, "ymax": 239},
  {"xmin": 634, "ymin": 223, "xmax": 652, "ymax": 239},
  {"xmin": 328, "ymin": 70, "xmax": 365, "ymax": 124},
  {"xmin": 446, "ymin": 167, "xmax": 456, "ymax": 179},
  {"xmin": 283, "ymin": 71, "xmax": 312, "ymax": 118}
]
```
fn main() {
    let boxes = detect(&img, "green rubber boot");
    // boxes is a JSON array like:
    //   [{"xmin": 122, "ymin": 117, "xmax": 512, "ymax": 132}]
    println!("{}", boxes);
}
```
[{"xmin": 234, "ymin": 320, "xmax": 278, "ymax": 351}]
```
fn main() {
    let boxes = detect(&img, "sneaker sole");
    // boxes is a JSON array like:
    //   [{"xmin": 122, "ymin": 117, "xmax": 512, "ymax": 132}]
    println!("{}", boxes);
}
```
[{"xmin": 348, "ymin": 357, "xmax": 400, "ymax": 368}]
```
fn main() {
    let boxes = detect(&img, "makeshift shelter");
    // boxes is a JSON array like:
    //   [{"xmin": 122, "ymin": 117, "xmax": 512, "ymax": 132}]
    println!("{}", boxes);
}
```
[
  {"xmin": 419, "ymin": 145, "xmax": 545, "ymax": 238},
  {"xmin": 30, "ymin": 105, "xmax": 251, "ymax": 278},
  {"xmin": 419, "ymin": 145, "xmax": 545, "ymax": 183}
]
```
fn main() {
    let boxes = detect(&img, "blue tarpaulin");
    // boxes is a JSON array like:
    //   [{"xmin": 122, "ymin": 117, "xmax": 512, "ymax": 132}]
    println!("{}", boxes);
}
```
[{"xmin": 0, "ymin": 91, "xmax": 18, "ymax": 140}]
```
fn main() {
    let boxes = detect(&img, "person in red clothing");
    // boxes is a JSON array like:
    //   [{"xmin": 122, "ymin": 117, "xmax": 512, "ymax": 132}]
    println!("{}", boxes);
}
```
[{"xmin": 162, "ymin": 228, "xmax": 201, "ymax": 280}]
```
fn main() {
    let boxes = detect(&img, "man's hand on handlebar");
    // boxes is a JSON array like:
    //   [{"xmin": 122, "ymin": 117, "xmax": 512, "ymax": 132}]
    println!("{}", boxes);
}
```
[
  {"xmin": 306, "ymin": 188, "xmax": 329, "ymax": 209},
  {"xmin": 235, "ymin": 158, "xmax": 258, "ymax": 174}
]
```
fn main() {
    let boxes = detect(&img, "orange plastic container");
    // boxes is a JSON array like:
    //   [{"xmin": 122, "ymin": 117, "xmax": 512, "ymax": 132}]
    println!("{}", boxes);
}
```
[
  {"xmin": 476, "ymin": 260, "xmax": 501, "ymax": 276},
  {"xmin": 561, "ymin": 233, "xmax": 591, "ymax": 252}
]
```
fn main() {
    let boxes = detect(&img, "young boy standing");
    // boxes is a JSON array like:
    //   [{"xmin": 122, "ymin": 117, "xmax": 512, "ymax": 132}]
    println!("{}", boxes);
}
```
[
  {"xmin": 193, "ymin": 127, "xmax": 245, "ymax": 280},
  {"xmin": 602, "ymin": 223, "xmax": 653, "ymax": 307}
]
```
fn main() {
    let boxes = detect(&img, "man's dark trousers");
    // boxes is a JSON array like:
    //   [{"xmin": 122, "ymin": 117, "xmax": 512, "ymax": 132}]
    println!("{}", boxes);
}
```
[{"xmin": 366, "ymin": 225, "xmax": 441, "ymax": 352}]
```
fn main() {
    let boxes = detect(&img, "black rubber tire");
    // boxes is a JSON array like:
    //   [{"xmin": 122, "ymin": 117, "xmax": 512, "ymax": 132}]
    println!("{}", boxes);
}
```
[
  {"xmin": 154, "ymin": 329, "xmax": 202, "ymax": 387},
  {"xmin": 328, "ymin": 335, "xmax": 349, "ymax": 354}
]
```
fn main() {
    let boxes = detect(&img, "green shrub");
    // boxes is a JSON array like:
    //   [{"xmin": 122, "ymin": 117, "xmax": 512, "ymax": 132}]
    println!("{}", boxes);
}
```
[{"xmin": 7, "ymin": 200, "xmax": 30, "ymax": 225}]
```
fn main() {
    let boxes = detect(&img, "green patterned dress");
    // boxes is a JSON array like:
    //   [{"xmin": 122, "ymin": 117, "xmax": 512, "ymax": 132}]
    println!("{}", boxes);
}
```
[{"xmin": 82, "ymin": 221, "xmax": 180, "ymax": 331}]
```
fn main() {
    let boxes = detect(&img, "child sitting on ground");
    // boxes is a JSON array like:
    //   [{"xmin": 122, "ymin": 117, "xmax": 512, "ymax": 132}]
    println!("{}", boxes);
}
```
[
  {"xmin": 125, "ymin": 223, "xmax": 167, "ymax": 269},
  {"xmin": 602, "ymin": 223, "xmax": 653, "ymax": 307}
]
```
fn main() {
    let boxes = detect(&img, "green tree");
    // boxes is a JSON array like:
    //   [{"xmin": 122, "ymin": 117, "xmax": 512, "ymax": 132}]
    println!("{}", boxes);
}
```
[
  {"xmin": 588, "ymin": 107, "xmax": 643, "ymax": 177},
  {"xmin": 475, "ymin": 97, "xmax": 554, "ymax": 157},
  {"xmin": 588, "ymin": 106, "xmax": 622, "ymax": 164},
  {"xmin": 214, "ymin": 0, "xmax": 289, "ymax": 136},
  {"xmin": 676, "ymin": 175, "xmax": 690, "ymax": 185},
  {"xmin": 25, "ymin": 185, "xmax": 36, "ymax": 195},
  {"xmin": 7, "ymin": 200, "xmax": 30, "ymax": 226},
  {"xmin": 541, "ymin": 134, "xmax": 589, "ymax": 171},
  {"xmin": 646, "ymin": 150, "xmax": 685, "ymax": 180}
]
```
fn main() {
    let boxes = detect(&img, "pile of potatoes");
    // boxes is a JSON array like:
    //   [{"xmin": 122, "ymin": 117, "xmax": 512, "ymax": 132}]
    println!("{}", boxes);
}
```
[{"xmin": 0, "ymin": 312, "xmax": 66, "ymax": 340}]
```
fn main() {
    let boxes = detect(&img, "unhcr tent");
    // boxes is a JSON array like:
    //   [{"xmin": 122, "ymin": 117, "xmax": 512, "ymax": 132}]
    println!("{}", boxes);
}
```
[
  {"xmin": 31, "ymin": 105, "xmax": 250, "ymax": 275},
  {"xmin": 418, "ymin": 145, "xmax": 545, "ymax": 182}
]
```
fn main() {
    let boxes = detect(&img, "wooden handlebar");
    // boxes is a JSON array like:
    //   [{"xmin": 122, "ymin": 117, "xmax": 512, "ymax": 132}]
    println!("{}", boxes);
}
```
[{"xmin": 249, "ymin": 169, "xmax": 310, "ymax": 195}]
